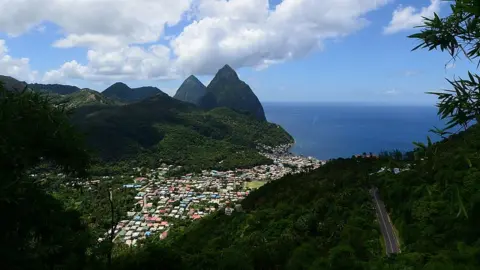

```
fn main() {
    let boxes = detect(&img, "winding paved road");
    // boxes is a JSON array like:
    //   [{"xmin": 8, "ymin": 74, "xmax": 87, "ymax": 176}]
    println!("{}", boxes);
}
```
[{"xmin": 370, "ymin": 187, "xmax": 401, "ymax": 255}]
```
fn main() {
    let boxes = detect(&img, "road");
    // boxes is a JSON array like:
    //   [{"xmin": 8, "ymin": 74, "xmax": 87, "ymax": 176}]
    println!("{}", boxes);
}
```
[{"xmin": 370, "ymin": 187, "xmax": 401, "ymax": 255}]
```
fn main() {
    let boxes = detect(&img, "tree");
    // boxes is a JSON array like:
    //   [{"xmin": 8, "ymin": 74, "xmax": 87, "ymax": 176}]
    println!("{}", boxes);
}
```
[
  {"xmin": 409, "ymin": 0, "xmax": 480, "ymax": 133},
  {"xmin": 409, "ymin": 0, "xmax": 480, "ymax": 219},
  {"xmin": 0, "ymin": 84, "xmax": 93, "ymax": 269}
]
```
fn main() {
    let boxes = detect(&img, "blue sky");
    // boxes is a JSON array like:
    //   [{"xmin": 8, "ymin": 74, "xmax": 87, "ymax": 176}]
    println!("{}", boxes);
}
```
[{"xmin": 0, "ymin": 0, "xmax": 472, "ymax": 104}]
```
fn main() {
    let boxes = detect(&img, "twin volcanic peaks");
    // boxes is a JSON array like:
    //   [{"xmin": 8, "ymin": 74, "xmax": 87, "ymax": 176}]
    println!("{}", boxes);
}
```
[
  {"xmin": 174, "ymin": 64, "xmax": 266, "ymax": 121},
  {"xmin": 0, "ymin": 64, "xmax": 266, "ymax": 121}
]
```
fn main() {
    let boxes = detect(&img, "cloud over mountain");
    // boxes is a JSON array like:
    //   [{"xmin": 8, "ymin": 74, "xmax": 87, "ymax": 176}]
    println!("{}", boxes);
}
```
[{"xmin": 0, "ymin": 0, "xmax": 392, "ymax": 83}]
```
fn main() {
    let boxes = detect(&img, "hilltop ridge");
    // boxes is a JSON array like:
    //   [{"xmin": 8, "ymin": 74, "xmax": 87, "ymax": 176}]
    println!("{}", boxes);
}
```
[{"xmin": 102, "ymin": 82, "xmax": 166, "ymax": 102}]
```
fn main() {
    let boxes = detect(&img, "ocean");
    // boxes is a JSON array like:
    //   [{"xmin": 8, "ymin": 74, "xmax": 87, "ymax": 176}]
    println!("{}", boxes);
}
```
[{"xmin": 263, "ymin": 102, "xmax": 445, "ymax": 160}]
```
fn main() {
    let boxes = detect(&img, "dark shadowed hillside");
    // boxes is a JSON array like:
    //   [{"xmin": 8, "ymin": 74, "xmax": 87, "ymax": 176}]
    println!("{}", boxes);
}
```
[
  {"xmin": 102, "ymin": 82, "xmax": 166, "ymax": 102},
  {"xmin": 71, "ymin": 93, "xmax": 292, "ymax": 171},
  {"xmin": 205, "ymin": 65, "xmax": 266, "ymax": 121},
  {"xmin": 0, "ymin": 75, "xmax": 27, "ymax": 92},
  {"xmin": 174, "ymin": 75, "xmax": 207, "ymax": 105}
]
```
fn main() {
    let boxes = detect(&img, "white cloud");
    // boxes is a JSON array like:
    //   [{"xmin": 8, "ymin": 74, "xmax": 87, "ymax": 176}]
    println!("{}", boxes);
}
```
[
  {"xmin": 0, "ymin": 39, "xmax": 37, "ymax": 82},
  {"xmin": 172, "ymin": 0, "xmax": 392, "ymax": 76},
  {"xmin": 384, "ymin": 0, "xmax": 441, "ymax": 34},
  {"xmin": 53, "ymin": 34, "xmax": 124, "ymax": 49},
  {"xmin": 0, "ymin": 0, "xmax": 393, "ymax": 83},
  {"xmin": 43, "ymin": 45, "xmax": 176, "ymax": 83},
  {"xmin": 0, "ymin": 0, "xmax": 192, "ymax": 47}
]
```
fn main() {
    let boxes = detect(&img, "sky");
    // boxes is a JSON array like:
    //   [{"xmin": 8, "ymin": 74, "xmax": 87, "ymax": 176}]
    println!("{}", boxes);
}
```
[{"xmin": 0, "ymin": 0, "xmax": 474, "ymax": 104}]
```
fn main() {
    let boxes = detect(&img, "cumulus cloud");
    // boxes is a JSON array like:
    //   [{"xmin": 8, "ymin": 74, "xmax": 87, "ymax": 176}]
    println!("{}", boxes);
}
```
[
  {"xmin": 43, "ymin": 45, "xmax": 176, "ymax": 83},
  {"xmin": 384, "ymin": 0, "xmax": 441, "ymax": 34},
  {"xmin": 0, "ymin": 0, "xmax": 392, "ymax": 83},
  {"xmin": 0, "ymin": 39, "xmax": 37, "ymax": 82},
  {"xmin": 0, "ymin": 0, "xmax": 192, "ymax": 47},
  {"xmin": 172, "ymin": 0, "xmax": 393, "ymax": 76}
]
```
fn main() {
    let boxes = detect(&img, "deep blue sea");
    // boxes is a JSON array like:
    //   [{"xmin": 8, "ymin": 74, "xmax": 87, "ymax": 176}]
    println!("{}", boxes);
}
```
[{"xmin": 263, "ymin": 102, "xmax": 445, "ymax": 160}]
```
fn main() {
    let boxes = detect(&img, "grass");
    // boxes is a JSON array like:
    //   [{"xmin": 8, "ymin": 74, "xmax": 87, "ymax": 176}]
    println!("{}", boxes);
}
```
[{"xmin": 245, "ymin": 181, "xmax": 266, "ymax": 190}]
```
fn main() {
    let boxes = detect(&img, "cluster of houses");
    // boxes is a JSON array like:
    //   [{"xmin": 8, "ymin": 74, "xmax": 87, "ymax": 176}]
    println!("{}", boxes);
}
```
[{"xmin": 110, "ymin": 148, "xmax": 325, "ymax": 246}]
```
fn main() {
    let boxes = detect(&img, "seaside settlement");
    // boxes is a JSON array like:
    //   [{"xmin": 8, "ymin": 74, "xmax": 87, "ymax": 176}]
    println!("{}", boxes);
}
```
[{"xmin": 74, "ymin": 145, "xmax": 324, "ymax": 246}]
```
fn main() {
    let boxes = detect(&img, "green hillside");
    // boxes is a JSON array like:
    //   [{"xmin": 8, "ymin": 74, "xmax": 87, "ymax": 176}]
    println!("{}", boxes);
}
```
[
  {"xmin": 113, "ymin": 157, "xmax": 384, "ymax": 270},
  {"xmin": 29, "ymin": 83, "xmax": 80, "ymax": 95},
  {"xmin": 0, "ymin": 75, "xmax": 27, "ymax": 91},
  {"xmin": 111, "ymin": 124, "xmax": 480, "ymax": 270},
  {"xmin": 71, "ymin": 94, "xmax": 293, "ymax": 172},
  {"xmin": 47, "ymin": 88, "xmax": 122, "ymax": 109}
]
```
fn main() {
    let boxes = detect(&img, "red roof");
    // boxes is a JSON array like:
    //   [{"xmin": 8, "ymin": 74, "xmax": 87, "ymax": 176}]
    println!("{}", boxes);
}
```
[{"xmin": 160, "ymin": 231, "xmax": 168, "ymax": 240}]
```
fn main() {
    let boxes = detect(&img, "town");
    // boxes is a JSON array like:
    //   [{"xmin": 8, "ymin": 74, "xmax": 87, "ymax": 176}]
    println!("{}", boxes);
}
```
[{"xmin": 106, "ymin": 145, "xmax": 325, "ymax": 246}]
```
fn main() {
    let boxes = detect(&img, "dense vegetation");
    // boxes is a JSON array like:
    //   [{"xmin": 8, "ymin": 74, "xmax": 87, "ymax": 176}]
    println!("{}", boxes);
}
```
[
  {"xmin": 0, "ymin": 74, "xmax": 27, "ymax": 91},
  {"xmin": 106, "ymin": 2, "xmax": 480, "ymax": 269},
  {"xmin": 372, "ymin": 125, "xmax": 480, "ymax": 270},
  {"xmin": 114, "ymin": 157, "xmax": 386, "ymax": 270},
  {"xmin": 0, "ymin": 84, "xmax": 94, "ymax": 270},
  {"xmin": 30, "ymin": 82, "xmax": 81, "ymax": 95},
  {"xmin": 3, "ymin": 1, "xmax": 480, "ymax": 269},
  {"xmin": 0, "ymin": 74, "xmax": 293, "ymax": 174},
  {"xmin": 46, "ymin": 89, "xmax": 122, "ymax": 109},
  {"xmin": 72, "ymin": 94, "xmax": 292, "ymax": 173}
]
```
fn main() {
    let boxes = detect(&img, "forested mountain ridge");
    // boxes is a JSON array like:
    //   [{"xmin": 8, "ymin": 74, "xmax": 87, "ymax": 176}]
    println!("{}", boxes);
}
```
[
  {"xmin": 72, "ymin": 93, "xmax": 293, "ymax": 173},
  {"xmin": 102, "ymin": 82, "xmax": 167, "ymax": 103},
  {"xmin": 0, "ymin": 75, "xmax": 27, "ymax": 92},
  {"xmin": 29, "ymin": 83, "xmax": 81, "ymax": 95}
]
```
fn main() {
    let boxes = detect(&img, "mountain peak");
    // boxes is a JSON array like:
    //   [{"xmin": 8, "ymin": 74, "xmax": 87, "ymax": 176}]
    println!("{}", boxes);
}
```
[
  {"xmin": 186, "ymin": 75, "xmax": 199, "ymax": 81},
  {"xmin": 110, "ymin": 82, "xmax": 130, "ymax": 89},
  {"xmin": 217, "ymin": 64, "xmax": 238, "ymax": 80},
  {"xmin": 173, "ymin": 75, "xmax": 207, "ymax": 105},
  {"xmin": 206, "ymin": 65, "xmax": 266, "ymax": 121}
]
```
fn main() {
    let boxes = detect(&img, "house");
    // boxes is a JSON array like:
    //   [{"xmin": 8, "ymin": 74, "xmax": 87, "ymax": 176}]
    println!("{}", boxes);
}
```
[{"xmin": 225, "ymin": 207, "xmax": 234, "ymax": 216}]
